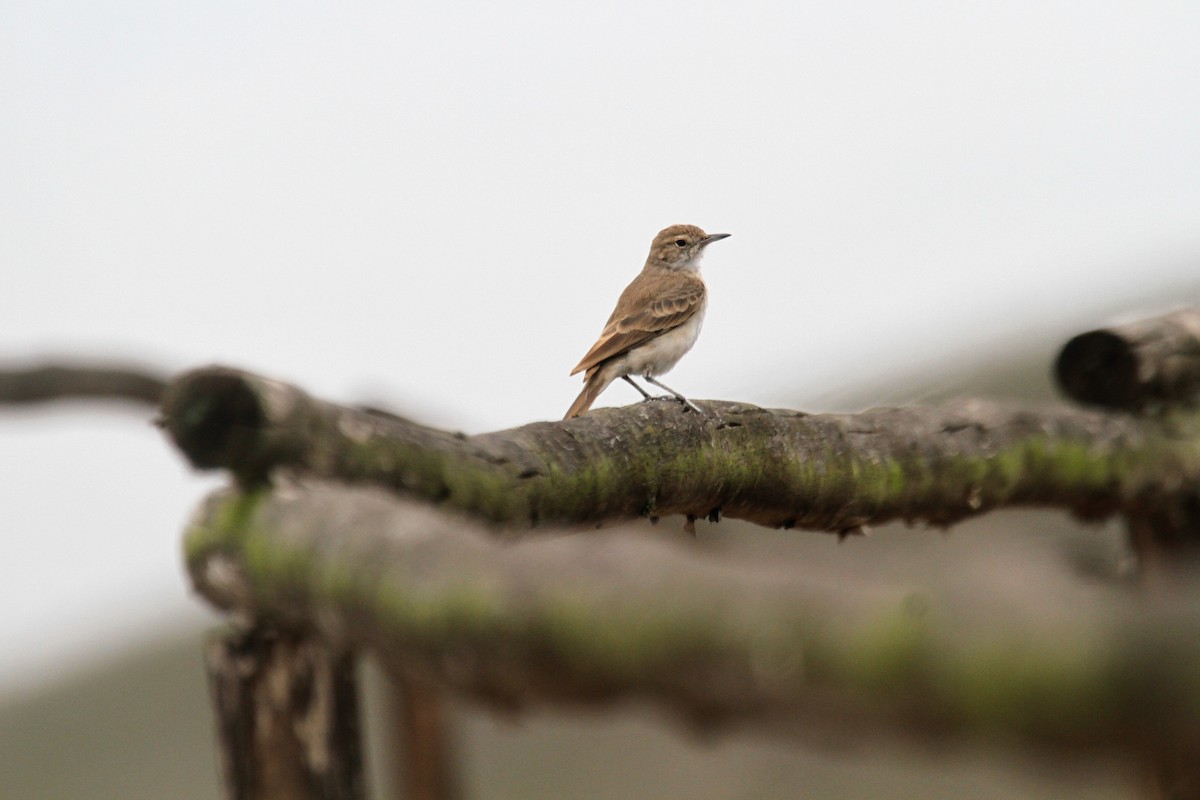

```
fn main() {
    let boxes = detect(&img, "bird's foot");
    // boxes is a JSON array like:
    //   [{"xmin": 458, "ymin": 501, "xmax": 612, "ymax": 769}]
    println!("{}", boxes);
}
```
[
  {"xmin": 641, "ymin": 393, "xmax": 709, "ymax": 419},
  {"xmin": 641, "ymin": 394, "xmax": 698, "ymax": 411},
  {"xmin": 663, "ymin": 395, "xmax": 709, "ymax": 416}
]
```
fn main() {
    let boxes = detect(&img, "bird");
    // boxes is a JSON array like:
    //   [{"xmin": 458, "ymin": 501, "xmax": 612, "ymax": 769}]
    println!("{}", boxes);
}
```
[{"xmin": 564, "ymin": 224, "xmax": 730, "ymax": 419}]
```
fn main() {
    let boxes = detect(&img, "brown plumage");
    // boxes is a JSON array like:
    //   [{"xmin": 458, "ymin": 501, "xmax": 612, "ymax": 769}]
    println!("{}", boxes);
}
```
[{"xmin": 564, "ymin": 224, "xmax": 729, "ymax": 419}]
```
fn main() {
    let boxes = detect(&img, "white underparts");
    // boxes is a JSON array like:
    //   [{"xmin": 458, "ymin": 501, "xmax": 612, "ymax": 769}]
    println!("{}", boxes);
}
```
[{"xmin": 603, "ymin": 300, "xmax": 707, "ymax": 380}]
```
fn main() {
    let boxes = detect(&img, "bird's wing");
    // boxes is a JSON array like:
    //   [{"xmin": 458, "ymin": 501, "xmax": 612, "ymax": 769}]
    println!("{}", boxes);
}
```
[{"xmin": 569, "ymin": 273, "xmax": 705, "ymax": 376}]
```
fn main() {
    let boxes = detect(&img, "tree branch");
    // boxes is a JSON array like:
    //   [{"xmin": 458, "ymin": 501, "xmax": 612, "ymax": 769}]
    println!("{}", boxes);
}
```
[
  {"xmin": 0, "ymin": 362, "xmax": 165, "ymax": 406},
  {"xmin": 186, "ymin": 479, "xmax": 1200, "ymax": 752},
  {"xmin": 160, "ymin": 365, "xmax": 1196, "ymax": 533}
]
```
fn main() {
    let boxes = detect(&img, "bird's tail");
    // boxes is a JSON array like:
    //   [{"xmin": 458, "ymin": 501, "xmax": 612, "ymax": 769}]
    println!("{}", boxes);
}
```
[{"xmin": 564, "ymin": 367, "xmax": 613, "ymax": 420}]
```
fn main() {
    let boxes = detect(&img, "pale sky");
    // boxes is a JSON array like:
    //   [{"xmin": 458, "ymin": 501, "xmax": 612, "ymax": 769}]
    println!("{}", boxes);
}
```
[{"xmin": 3, "ymin": 1, "xmax": 1200, "ymax": 692}]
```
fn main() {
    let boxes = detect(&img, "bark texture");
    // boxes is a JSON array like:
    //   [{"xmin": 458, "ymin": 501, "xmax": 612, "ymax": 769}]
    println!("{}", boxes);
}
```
[
  {"xmin": 206, "ymin": 626, "xmax": 365, "ymax": 800},
  {"xmin": 159, "ymin": 366, "xmax": 1200, "ymax": 534}
]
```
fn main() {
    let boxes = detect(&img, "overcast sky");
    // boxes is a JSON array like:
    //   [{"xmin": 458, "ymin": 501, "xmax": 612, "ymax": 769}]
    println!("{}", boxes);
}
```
[{"xmin": 3, "ymin": 2, "xmax": 1200, "ymax": 693}]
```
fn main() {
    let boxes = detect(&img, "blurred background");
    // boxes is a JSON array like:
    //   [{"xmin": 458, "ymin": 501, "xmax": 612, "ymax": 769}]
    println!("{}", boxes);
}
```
[{"xmin": 2, "ymin": 2, "xmax": 1198, "ymax": 797}]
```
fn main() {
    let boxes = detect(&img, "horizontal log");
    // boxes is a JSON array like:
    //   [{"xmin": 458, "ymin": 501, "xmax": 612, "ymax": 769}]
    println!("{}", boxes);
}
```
[
  {"xmin": 185, "ymin": 480, "xmax": 1200, "ymax": 752},
  {"xmin": 1056, "ymin": 308, "xmax": 1200, "ymax": 411},
  {"xmin": 160, "ymin": 366, "xmax": 1195, "ymax": 533}
]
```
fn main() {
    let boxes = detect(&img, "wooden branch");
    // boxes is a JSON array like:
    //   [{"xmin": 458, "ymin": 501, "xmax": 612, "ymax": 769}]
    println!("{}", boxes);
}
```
[
  {"xmin": 160, "ymin": 365, "xmax": 1199, "ymax": 533},
  {"xmin": 206, "ymin": 625, "xmax": 366, "ymax": 800},
  {"xmin": 186, "ymin": 480, "xmax": 1200, "ymax": 753},
  {"xmin": 0, "ymin": 362, "xmax": 165, "ymax": 406},
  {"xmin": 1056, "ymin": 309, "xmax": 1200, "ymax": 411}
]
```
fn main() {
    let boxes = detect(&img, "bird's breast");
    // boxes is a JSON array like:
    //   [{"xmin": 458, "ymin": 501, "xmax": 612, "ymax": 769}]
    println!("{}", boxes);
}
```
[{"xmin": 622, "ymin": 300, "xmax": 706, "ymax": 377}]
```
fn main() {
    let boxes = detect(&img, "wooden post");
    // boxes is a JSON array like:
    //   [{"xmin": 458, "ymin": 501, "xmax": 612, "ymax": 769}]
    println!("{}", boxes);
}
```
[
  {"xmin": 206, "ymin": 626, "xmax": 366, "ymax": 800},
  {"xmin": 1128, "ymin": 499, "xmax": 1200, "ymax": 800},
  {"xmin": 389, "ymin": 677, "xmax": 460, "ymax": 800}
]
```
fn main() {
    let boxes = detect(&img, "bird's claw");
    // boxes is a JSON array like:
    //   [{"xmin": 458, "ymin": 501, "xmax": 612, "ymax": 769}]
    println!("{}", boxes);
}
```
[{"xmin": 641, "ymin": 394, "xmax": 708, "ymax": 419}]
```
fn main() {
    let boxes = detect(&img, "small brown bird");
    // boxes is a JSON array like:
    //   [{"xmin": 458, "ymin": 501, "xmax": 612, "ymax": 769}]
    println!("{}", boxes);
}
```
[{"xmin": 564, "ymin": 224, "xmax": 730, "ymax": 419}]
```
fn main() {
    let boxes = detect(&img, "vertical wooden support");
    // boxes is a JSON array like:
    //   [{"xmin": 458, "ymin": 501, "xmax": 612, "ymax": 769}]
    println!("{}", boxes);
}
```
[
  {"xmin": 1143, "ymin": 755, "xmax": 1200, "ymax": 800},
  {"xmin": 206, "ymin": 626, "xmax": 366, "ymax": 800},
  {"xmin": 1128, "ymin": 496, "xmax": 1200, "ymax": 800},
  {"xmin": 1128, "ymin": 497, "xmax": 1200, "ymax": 582},
  {"xmin": 391, "ymin": 677, "xmax": 460, "ymax": 800}
]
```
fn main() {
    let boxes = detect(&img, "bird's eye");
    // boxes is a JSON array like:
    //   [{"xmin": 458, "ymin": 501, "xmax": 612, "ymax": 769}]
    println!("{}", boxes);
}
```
[{"xmin": 674, "ymin": 239, "xmax": 687, "ymax": 247}]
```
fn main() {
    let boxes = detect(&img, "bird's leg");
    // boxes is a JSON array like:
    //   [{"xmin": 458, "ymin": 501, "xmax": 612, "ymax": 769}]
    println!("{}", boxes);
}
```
[
  {"xmin": 642, "ymin": 376, "xmax": 704, "ymax": 415},
  {"xmin": 622, "ymin": 375, "xmax": 654, "ymax": 400}
]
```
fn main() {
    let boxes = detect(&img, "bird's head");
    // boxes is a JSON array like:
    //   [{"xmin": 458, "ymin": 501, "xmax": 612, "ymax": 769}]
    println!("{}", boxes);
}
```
[{"xmin": 646, "ymin": 224, "xmax": 730, "ymax": 272}]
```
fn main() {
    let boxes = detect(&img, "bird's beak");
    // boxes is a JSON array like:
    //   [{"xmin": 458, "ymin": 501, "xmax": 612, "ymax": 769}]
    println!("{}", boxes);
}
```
[{"xmin": 701, "ymin": 233, "xmax": 731, "ymax": 246}]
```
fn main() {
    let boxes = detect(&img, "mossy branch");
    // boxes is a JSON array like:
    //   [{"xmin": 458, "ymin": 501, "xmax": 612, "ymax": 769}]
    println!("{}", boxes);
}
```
[
  {"xmin": 186, "ymin": 479, "xmax": 1200, "ymax": 751},
  {"xmin": 172, "ymin": 308, "xmax": 1200, "ymax": 786},
  {"xmin": 159, "ymin": 365, "xmax": 1200, "ymax": 533}
]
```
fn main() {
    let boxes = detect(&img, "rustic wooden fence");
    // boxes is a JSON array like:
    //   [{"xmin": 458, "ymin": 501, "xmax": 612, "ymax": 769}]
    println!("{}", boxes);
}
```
[{"xmin": 7, "ymin": 308, "xmax": 1200, "ymax": 799}]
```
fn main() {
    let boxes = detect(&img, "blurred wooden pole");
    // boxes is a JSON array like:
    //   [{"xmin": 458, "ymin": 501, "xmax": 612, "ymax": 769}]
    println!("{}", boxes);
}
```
[
  {"xmin": 1129, "ymin": 500, "xmax": 1200, "ymax": 800},
  {"xmin": 388, "ymin": 677, "xmax": 459, "ymax": 800},
  {"xmin": 206, "ymin": 627, "xmax": 366, "ymax": 800}
]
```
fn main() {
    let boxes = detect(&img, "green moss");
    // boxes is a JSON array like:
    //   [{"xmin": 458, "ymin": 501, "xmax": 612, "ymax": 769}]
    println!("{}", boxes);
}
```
[
  {"xmin": 1020, "ymin": 439, "xmax": 1102, "ymax": 489},
  {"xmin": 535, "ymin": 595, "xmax": 720, "ymax": 679},
  {"xmin": 445, "ymin": 465, "xmax": 527, "ymax": 522},
  {"xmin": 369, "ymin": 574, "xmax": 508, "ymax": 645},
  {"xmin": 839, "ymin": 608, "xmax": 935, "ymax": 692},
  {"xmin": 344, "ymin": 439, "xmax": 450, "ymax": 496},
  {"xmin": 315, "ymin": 558, "xmax": 363, "ymax": 609},
  {"xmin": 989, "ymin": 445, "xmax": 1027, "ymax": 490},
  {"xmin": 542, "ymin": 452, "xmax": 628, "ymax": 520},
  {"xmin": 887, "ymin": 460, "xmax": 906, "ymax": 497},
  {"xmin": 944, "ymin": 636, "xmax": 1114, "ymax": 738},
  {"xmin": 241, "ymin": 531, "xmax": 312, "ymax": 600},
  {"xmin": 182, "ymin": 488, "xmax": 267, "ymax": 567}
]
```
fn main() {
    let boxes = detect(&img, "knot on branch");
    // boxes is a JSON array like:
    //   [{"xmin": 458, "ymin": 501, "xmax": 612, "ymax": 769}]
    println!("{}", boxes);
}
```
[{"xmin": 160, "ymin": 368, "xmax": 271, "ymax": 475}]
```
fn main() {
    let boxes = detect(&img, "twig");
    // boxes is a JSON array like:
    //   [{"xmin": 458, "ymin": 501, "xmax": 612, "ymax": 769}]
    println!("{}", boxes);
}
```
[{"xmin": 0, "ymin": 363, "xmax": 165, "ymax": 406}]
